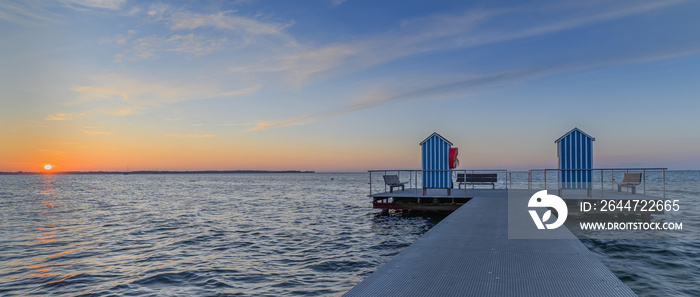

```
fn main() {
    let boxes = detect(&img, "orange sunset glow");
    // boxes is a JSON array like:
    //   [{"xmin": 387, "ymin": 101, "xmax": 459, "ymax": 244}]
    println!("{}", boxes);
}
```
[{"xmin": 2, "ymin": 1, "xmax": 699, "ymax": 173}]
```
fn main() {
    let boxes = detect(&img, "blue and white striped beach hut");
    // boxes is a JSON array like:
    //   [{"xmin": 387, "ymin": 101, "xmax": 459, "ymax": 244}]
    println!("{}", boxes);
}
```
[
  {"xmin": 421, "ymin": 132, "xmax": 453, "ymax": 189},
  {"xmin": 556, "ymin": 127, "xmax": 595, "ymax": 192}
]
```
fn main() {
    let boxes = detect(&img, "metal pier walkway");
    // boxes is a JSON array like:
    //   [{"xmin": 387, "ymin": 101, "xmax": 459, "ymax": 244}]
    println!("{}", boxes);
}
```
[{"xmin": 346, "ymin": 190, "xmax": 637, "ymax": 297}]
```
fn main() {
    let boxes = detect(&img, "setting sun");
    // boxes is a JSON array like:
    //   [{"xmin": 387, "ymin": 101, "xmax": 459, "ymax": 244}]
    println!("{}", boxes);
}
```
[{"xmin": 44, "ymin": 164, "xmax": 52, "ymax": 170}]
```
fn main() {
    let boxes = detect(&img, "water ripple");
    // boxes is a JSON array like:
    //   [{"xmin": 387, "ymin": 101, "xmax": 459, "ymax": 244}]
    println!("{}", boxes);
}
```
[
  {"xmin": 0, "ymin": 173, "xmax": 432, "ymax": 296},
  {"xmin": 3, "ymin": 172, "xmax": 698, "ymax": 296}
]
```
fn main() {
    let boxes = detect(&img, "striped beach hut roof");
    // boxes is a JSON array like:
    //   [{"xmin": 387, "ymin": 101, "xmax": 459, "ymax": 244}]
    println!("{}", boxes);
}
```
[
  {"xmin": 420, "ymin": 132, "xmax": 453, "ymax": 146},
  {"xmin": 555, "ymin": 127, "xmax": 595, "ymax": 143}
]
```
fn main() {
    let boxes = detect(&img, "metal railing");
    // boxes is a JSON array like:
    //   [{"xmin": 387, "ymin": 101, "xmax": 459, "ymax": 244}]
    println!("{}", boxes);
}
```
[
  {"xmin": 368, "ymin": 169, "xmax": 510, "ymax": 197},
  {"xmin": 526, "ymin": 168, "xmax": 666, "ymax": 199}
]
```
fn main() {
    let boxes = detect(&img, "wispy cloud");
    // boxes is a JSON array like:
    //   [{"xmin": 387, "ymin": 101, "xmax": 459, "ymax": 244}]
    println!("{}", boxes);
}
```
[
  {"xmin": 251, "ymin": 45, "xmax": 700, "ymax": 130},
  {"xmin": 44, "ymin": 113, "xmax": 73, "ymax": 121},
  {"xmin": 232, "ymin": 44, "xmax": 358, "ymax": 86},
  {"xmin": 112, "ymin": 5, "xmax": 293, "ymax": 61},
  {"xmin": 464, "ymin": 0, "xmax": 688, "ymax": 48},
  {"xmin": 226, "ymin": 9, "xmax": 498, "ymax": 86},
  {"xmin": 81, "ymin": 129, "xmax": 115, "ymax": 135},
  {"xmin": 72, "ymin": 75, "xmax": 260, "ymax": 116},
  {"xmin": 37, "ymin": 149, "xmax": 68, "ymax": 155},
  {"xmin": 220, "ymin": 123, "xmax": 254, "ymax": 127},
  {"xmin": 0, "ymin": 1, "xmax": 58, "ymax": 26},
  {"xmin": 248, "ymin": 73, "xmax": 512, "ymax": 130},
  {"xmin": 109, "ymin": 1, "xmax": 681, "ymax": 87},
  {"xmin": 113, "ymin": 33, "xmax": 227, "ymax": 60},
  {"xmin": 163, "ymin": 133, "xmax": 216, "ymax": 138},
  {"xmin": 235, "ymin": 0, "xmax": 685, "ymax": 86},
  {"xmin": 72, "ymin": 86, "xmax": 128, "ymax": 102},
  {"xmin": 0, "ymin": 0, "xmax": 128, "ymax": 26},
  {"xmin": 166, "ymin": 10, "xmax": 293, "ymax": 35},
  {"xmin": 60, "ymin": 0, "xmax": 126, "ymax": 10},
  {"xmin": 331, "ymin": 0, "xmax": 347, "ymax": 7}
]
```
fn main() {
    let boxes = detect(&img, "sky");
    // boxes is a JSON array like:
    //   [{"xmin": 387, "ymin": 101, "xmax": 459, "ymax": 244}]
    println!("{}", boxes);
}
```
[{"xmin": 2, "ymin": 0, "xmax": 700, "ymax": 172}]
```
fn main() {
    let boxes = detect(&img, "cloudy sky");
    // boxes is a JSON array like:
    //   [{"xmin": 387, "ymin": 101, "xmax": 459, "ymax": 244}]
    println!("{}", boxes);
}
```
[{"xmin": 2, "ymin": 0, "xmax": 700, "ymax": 171}]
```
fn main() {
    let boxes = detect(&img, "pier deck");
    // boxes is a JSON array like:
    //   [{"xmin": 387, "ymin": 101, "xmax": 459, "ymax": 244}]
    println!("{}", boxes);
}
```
[{"xmin": 347, "ymin": 190, "xmax": 638, "ymax": 296}]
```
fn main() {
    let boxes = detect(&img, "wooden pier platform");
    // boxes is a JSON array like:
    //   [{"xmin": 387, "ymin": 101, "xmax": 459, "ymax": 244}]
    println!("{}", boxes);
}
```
[{"xmin": 347, "ymin": 190, "xmax": 638, "ymax": 296}]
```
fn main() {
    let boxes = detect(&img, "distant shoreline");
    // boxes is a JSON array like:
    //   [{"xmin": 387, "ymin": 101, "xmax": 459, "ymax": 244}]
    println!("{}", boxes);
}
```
[{"xmin": 0, "ymin": 170, "xmax": 315, "ymax": 175}]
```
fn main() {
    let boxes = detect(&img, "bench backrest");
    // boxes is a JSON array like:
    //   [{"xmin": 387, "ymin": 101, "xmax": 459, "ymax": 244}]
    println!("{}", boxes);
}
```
[
  {"xmin": 622, "ymin": 173, "xmax": 642, "ymax": 184},
  {"xmin": 383, "ymin": 175, "xmax": 401, "ymax": 185},
  {"xmin": 456, "ymin": 173, "xmax": 498, "ymax": 183}
]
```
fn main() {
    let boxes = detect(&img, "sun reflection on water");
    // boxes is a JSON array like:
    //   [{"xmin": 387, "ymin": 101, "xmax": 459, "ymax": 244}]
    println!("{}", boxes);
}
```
[{"xmin": 23, "ymin": 175, "xmax": 80, "ymax": 287}]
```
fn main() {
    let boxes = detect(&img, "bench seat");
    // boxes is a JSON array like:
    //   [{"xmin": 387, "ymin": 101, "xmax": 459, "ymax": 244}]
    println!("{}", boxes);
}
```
[
  {"xmin": 615, "ymin": 173, "xmax": 642, "ymax": 194},
  {"xmin": 456, "ymin": 173, "xmax": 497, "ymax": 189},
  {"xmin": 383, "ymin": 175, "xmax": 407, "ymax": 193}
]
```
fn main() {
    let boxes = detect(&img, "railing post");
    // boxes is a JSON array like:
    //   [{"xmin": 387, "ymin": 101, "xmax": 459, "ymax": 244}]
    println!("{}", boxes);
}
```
[
  {"xmin": 611, "ymin": 170, "xmax": 614, "ymax": 191},
  {"xmin": 643, "ymin": 169, "xmax": 646, "ymax": 195},
  {"xmin": 384, "ymin": 170, "xmax": 388, "ymax": 192},
  {"xmin": 463, "ymin": 169, "xmax": 466, "ymax": 197},
  {"xmin": 415, "ymin": 170, "xmax": 418, "ymax": 196},
  {"xmin": 600, "ymin": 170, "xmax": 603, "ymax": 198},
  {"xmin": 472, "ymin": 170, "xmax": 475, "ymax": 189},
  {"xmin": 544, "ymin": 170, "xmax": 547, "ymax": 190},
  {"xmin": 662, "ymin": 169, "xmax": 666, "ymax": 200},
  {"xmin": 369, "ymin": 171, "xmax": 372, "ymax": 196},
  {"xmin": 506, "ymin": 170, "xmax": 509, "ymax": 189}
]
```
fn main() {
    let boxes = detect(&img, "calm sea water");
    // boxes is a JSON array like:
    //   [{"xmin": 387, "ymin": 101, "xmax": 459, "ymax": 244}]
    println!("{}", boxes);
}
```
[
  {"xmin": 581, "ymin": 171, "xmax": 700, "ymax": 297},
  {"xmin": 1, "ymin": 171, "xmax": 698, "ymax": 296},
  {"xmin": 0, "ymin": 173, "xmax": 434, "ymax": 296}
]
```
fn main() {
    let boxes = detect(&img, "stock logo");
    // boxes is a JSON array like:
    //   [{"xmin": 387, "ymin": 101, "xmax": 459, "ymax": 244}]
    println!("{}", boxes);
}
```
[{"xmin": 528, "ymin": 190, "xmax": 568, "ymax": 230}]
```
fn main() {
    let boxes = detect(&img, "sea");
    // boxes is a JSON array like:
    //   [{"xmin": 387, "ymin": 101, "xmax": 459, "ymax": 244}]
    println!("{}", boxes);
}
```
[{"xmin": 1, "ymin": 171, "xmax": 698, "ymax": 296}]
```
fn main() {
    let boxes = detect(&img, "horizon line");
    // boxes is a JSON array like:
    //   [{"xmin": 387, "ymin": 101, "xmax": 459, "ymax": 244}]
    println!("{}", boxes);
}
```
[
  {"xmin": 2, "ymin": 168, "xmax": 696, "ymax": 175},
  {"xmin": 0, "ymin": 170, "xmax": 317, "ymax": 175}
]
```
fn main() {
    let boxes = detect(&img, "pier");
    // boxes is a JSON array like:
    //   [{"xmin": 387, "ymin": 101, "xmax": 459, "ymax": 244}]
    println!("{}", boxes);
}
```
[
  {"xmin": 349, "ymin": 132, "xmax": 666, "ymax": 296},
  {"xmin": 353, "ymin": 168, "xmax": 666, "ymax": 296},
  {"xmin": 346, "ymin": 190, "xmax": 639, "ymax": 296}
]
